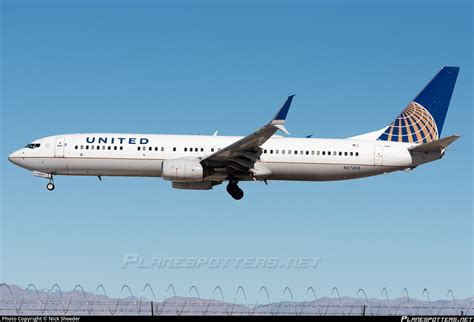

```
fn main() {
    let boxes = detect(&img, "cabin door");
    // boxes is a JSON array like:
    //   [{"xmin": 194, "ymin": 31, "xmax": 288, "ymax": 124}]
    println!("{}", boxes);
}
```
[
  {"xmin": 54, "ymin": 137, "xmax": 65, "ymax": 158},
  {"xmin": 374, "ymin": 145, "xmax": 383, "ymax": 166}
]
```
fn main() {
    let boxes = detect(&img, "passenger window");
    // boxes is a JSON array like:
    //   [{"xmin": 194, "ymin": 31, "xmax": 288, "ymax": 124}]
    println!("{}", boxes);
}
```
[
  {"xmin": 108, "ymin": 146, "xmax": 111, "ymax": 150},
  {"xmin": 97, "ymin": 146, "xmax": 100, "ymax": 150},
  {"xmin": 173, "ymin": 147, "xmax": 176, "ymax": 152},
  {"xmin": 184, "ymin": 148, "xmax": 188, "ymax": 152},
  {"xmin": 333, "ymin": 151, "xmax": 336, "ymax": 155},
  {"xmin": 148, "ymin": 147, "xmax": 152, "ymax": 151},
  {"xmin": 201, "ymin": 148, "xmax": 204, "ymax": 152},
  {"xmin": 317, "ymin": 151, "xmax": 320, "ymax": 155},
  {"xmin": 345, "ymin": 152, "xmax": 348, "ymax": 156},
  {"xmin": 211, "ymin": 148, "xmax": 215, "ymax": 152},
  {"xmin": 306, "ymin": 151, "xmax": 309, "ymax": 155},
  {"xmin": 161, "ymin": 147, "xmax": 164, "ymax": 151},
  {"xmin": 120, "ymin": 146, "xmax": 123, "ymax": 150},
  {"xmin": 311, "ymin": 151, "xmax": 314, "ymax": 155},
  {"xmin": 350, "ymin": 152, "xmax": 353, "ymax": 156},
  {"xmin": 270, "ymin": 150, "xmax": 273, "ymax": 154},
  {"xmin": 328, "ymin": 151, "xmax": 331, "ymax": 155},
  {"xmin": 91, "ymin": 146, "xmax": 95, "ymax": 150},
  {"xmin": 294, "ymin": 150, "xmax": 298, "ymax": 155},
  {"xmin": 300, "ymin": 150, "xmax": 304, "ymax": 155},
  {"xmin": 356, "ymin": 152, "xmax": 359, "ymax": 156},
  {"xmin": 114, "ymin": 146, "xmax": 118, "ymax": 150},
  {"xmin": 322, "ymin": 151, "xmax": 325, "ymax": 155},
  {"xmin": 264, "ymin": 149, "xmax": 267, "ymax": 154},
  {"xmin": 276, "ymin": 150, "xmax": 279, "ymax": 154},
  {"xmin": 75, "ymin": 145, "xmax": 78, "ymax": 150},
  {"xmin": 288, "ymin": 150, "xmax": 291, "ymax": 155},
  {"xmin": 138, "ymin": 147, "xmax": 141, "ymax": 151},
  {"xmin": 282, "ymin": 150, "xmax": 285, "ymax": 154},
  {"xmin": 339, "ymin": 152, "xmax": 342, "ymax": 156},
  {"xmin": 86, "ymin": 145, "xmax": 89, "ymax": 150}
]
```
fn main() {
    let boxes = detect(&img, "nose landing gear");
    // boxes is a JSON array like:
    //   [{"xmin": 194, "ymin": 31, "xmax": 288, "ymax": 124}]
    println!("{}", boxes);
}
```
[
  {"xmin": 32, "ymin": 171, "xmax": 55, "ymax": 191},
  {"xmin": 46, "ymin": 178, "xmax": 55, "ymax": 191},
  {"xmin": 226, "ymin": 180, "xmax": 244, "ymax": 200}
]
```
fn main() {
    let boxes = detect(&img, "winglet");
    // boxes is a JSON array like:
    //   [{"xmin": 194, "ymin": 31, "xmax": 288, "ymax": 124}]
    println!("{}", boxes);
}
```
[
  {"xmin": 272, "ymin": 95, "xmax": 295, "ymax": 122},
  {"xmin": 274, "ymin": 123, "xmax": 290, "ymax": 135},
  {"xmin": 270, "ymin": 95, "xmax": 294, "ymax": 135}
]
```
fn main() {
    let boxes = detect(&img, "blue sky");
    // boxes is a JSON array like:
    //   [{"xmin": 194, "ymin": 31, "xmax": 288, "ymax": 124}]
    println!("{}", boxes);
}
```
[{"xmin": 1, "ymin": 0, "xmax": 472, "ymax": 301}]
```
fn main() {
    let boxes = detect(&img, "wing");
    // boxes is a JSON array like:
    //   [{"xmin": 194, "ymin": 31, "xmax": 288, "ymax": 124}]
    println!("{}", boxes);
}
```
[{"xmin": 201, "ymin": 95, "xmax": 295, "ymax": 180}]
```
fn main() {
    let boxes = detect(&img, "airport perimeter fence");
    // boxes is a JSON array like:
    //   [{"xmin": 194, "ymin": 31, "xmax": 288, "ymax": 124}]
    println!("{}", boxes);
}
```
[{"xmin": 1, "ymin": 283, "xmax": 473, "ymax": 316}]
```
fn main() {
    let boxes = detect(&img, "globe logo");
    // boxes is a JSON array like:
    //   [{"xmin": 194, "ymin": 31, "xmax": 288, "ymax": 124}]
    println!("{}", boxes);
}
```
[{"xmin": 379, "ymin": 102, "xmax": 438, "ymax": 143}]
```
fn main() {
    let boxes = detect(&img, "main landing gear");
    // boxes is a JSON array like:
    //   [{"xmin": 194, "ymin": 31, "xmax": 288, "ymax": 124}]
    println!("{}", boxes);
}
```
[{"xmin": 226, "ymin": 180, "xmax": 244, "ymax": 200}]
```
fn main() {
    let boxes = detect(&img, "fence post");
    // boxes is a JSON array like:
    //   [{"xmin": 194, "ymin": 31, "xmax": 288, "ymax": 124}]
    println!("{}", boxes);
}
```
[{"xmin": 151, "ymin": 300, "xmax": 154, "ymax": 316}]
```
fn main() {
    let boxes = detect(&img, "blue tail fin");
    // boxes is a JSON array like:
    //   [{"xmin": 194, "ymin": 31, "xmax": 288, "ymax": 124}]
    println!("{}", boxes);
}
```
[{"xmin": 378, "ymin": 66, "xmax": 459, "ymax": 143}]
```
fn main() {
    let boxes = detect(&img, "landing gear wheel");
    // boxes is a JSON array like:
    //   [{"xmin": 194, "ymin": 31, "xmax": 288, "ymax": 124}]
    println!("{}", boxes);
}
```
[
  {"xmin": 226, "ymin": 183, "xmax": 236, "ymax": 195},
  {"xmin": 232, "ymin": 187, "xmax": 244, "ymax": 200},
  {"xmin": 226, "ymin": 181, "xmax": 244, "ymax": 200},
  {"xmin": 46, "ymin": 182, "xmax": 55, "ymax": 191}
]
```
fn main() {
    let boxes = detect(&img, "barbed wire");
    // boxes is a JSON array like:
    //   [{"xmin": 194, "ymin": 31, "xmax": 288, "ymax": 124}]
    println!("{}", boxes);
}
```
[{"xmin": 0, "ymin": 283, "xmax": 472, "ymax": 316}]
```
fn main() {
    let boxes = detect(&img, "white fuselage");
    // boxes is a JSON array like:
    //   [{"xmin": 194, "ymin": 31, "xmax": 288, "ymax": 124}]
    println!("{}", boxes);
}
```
[
  {"xmin": 8, "ymin": 68, "xmax": 458, "ymax": 197},
  {"xmin": 8, "ymin": 133, "xmax": 436, "ymax": 182}
]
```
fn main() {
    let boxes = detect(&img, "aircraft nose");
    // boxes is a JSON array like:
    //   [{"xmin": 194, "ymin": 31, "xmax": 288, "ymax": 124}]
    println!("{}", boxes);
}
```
[{"xmin": 8, "ymin": 150, "xmax": 21, "ymax": 165}]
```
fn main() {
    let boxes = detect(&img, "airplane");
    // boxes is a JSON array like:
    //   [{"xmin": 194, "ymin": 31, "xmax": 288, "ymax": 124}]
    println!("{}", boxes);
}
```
[{"xmin": 8, "ymin": 66, "xmax": 460, "ymax": 200}]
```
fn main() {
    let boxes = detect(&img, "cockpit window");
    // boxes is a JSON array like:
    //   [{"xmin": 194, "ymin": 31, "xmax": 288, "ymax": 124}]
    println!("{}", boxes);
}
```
[{"xmin": 25, "ymin": 143, "xmax": 41, "ymax": 149}]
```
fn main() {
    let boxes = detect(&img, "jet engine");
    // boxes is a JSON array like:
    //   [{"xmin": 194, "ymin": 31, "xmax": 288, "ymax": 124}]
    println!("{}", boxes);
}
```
[
  {"xmin": 172, "ymin": 181, "xmax": 216, "ymax": 190},
  {"xmin": 162, "ymin": 157, "xmax": 204, "ymax": 182}
]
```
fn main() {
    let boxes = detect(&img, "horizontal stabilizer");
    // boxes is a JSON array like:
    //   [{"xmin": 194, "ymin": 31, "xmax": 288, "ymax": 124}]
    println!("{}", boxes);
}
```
[{"xmin": 409, "ymin": 135, "xmax": 460, "ymax": 153}]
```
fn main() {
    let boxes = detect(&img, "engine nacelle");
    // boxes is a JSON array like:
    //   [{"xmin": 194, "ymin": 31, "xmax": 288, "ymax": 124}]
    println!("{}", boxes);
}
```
[
  {"xmin": 162, "ymin": 157, "xmax": 204, "ymax": 182},
  {"xmin": 172, "ymin": 181, "xmax": 214, "ymax": 190}
]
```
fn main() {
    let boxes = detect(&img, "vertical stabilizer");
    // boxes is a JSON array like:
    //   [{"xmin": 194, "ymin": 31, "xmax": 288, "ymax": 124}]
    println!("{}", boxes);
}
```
[{"xmin": 377, "ymin": 66, "xmax": 459, "ymax": 143}]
